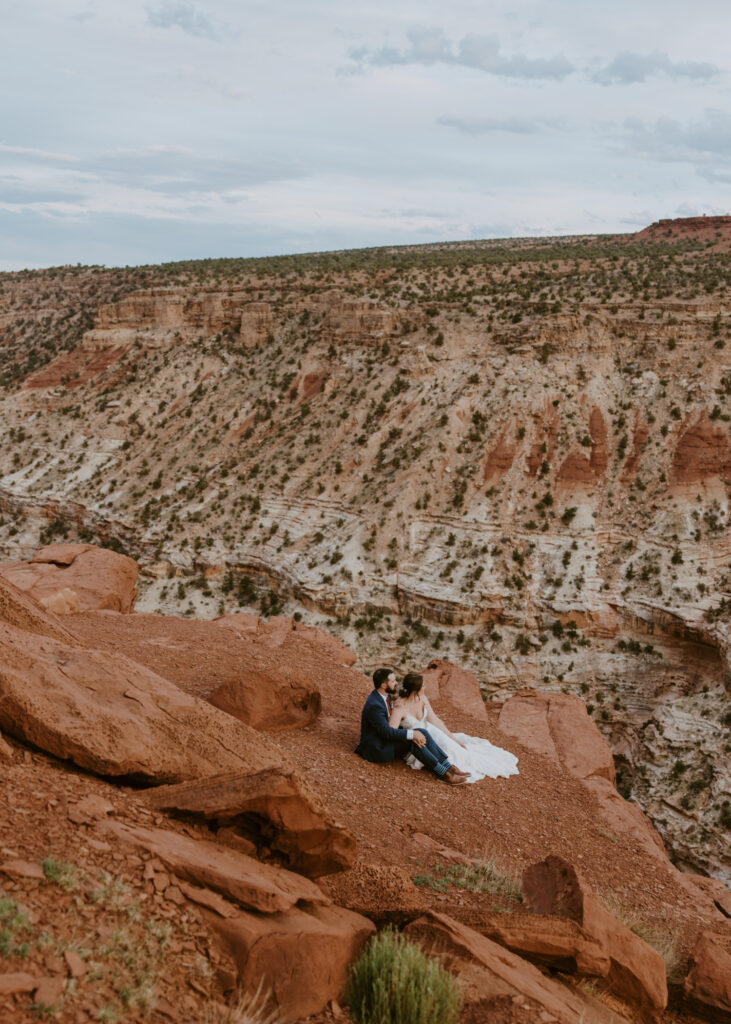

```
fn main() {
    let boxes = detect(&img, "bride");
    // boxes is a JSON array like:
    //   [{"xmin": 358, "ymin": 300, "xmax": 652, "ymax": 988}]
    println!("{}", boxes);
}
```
[{"xmin": 389, "ymin": 672, "xmax": 519, "ymax": 783}]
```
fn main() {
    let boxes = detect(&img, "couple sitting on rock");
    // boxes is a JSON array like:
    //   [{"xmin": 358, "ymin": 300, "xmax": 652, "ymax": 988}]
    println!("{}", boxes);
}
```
[{"xmin": 355, "ymin": 667, "xmax": 519, "ymax": 785}]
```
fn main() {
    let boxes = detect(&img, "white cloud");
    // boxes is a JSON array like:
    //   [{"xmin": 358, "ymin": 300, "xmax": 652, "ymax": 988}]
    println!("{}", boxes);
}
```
[
  {"xmin": 618, "ymin": 109, "xmax": 731, "ymax": 163},
  {"xmin": 146, "ymin": 1, "xmax": 223, "ymax": 41},
  {"xmin": 437, "ymin": 114, "xmax": 564, "ymax": 136},
  {"xmin": 593, "ymin": 50, "xmax": 718, "ymax": 85},
  {"xmin": 0, "ymin": 143, "xmax": 79, "ymax": 164},
  {"xmin": 2, "ymin": 0, "xmax": 731, "ymax": 268},
  {"xmin": 351, "ymin": 27, "xmax": 574, "ymax": 80}
]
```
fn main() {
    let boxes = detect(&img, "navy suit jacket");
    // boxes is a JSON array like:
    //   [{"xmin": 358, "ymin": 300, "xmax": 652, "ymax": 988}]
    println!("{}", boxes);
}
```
[{"xmin": 354, "ymin": 689, "xmax": 411, "ymax": 763}]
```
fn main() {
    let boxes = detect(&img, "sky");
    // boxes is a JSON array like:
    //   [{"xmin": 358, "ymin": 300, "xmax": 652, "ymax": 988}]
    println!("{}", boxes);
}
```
[{"xmin": 1, "ymin": 0, "xmax": 730, "ymax": 269}]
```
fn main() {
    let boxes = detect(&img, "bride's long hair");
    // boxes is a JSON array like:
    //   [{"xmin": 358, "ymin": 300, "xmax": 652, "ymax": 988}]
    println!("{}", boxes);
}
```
[{"xmin": 400, "ymin": 672, "xmax": 424, "ymax": 699}]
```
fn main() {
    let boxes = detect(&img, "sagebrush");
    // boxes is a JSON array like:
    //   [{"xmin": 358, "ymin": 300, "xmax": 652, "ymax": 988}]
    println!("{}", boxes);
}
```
[{"xmin": 346, "ymin": 927, "xmax": 462, "ymax": 1024}]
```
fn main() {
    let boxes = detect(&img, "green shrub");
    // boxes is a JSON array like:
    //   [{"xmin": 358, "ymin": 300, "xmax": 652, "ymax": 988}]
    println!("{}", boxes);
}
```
[{"xmin": 346, "ymin": 928, "xmax": 462, "ymax": 1024}]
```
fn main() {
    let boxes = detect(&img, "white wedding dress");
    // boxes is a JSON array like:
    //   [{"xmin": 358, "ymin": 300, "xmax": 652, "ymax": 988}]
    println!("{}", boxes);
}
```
[{"xmin": 402, "ymin": 708, "xmax": 519, "ymax": 783}]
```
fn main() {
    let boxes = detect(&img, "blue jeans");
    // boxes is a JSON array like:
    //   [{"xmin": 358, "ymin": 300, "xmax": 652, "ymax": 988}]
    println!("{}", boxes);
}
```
[{"xmin": 405, "ymin": 728, "xmax": 451, "ymax": 777}]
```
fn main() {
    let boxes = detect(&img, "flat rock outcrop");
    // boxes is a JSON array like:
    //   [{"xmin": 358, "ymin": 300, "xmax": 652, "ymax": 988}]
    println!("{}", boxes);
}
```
[
  {"xmin": 100, "ymin": 820, "xmax": 328, "ymax": 913},
  {"xmin": 203, "ymin": 901, "xmax": 375, "ymax": 1022},
  {"xmin": 0, "ymin": 618, "xmax": 283, "ymax": 784},
  {"xmin": 686, "ymin": 874, "xmax": 731, "ymax": 917},
  {"xmin": 523, "ymin": 855, "xmax": 667, "ymax": 1016},
  {"xmin": 143, "ymin": 769, "xmax": 356, "ymax": 877},
  {"xmin": 581, "ymin": 775, "xmax": 670, "ymax": 865},
  {"xmin": 498, "ymin": 690, "xmax": 616, "ymax": 783},
  {"xmin": 478, "ymin": 911, "xmax": 610, "ymax": 976},
  {"xmin": 404, "ymin": 910, "xmax": 630, "ymax": 1024},
  {"xmin": 0, "ymin": 543, "xmax": 138, "ymax": 614},
  {"xmin": 73, "ymin": 608, "xmax": 363, "ymax": 732},
  {"xmin": 0, "ymin": 577, "xmax": 357, "ymax": 886},
  {"xmin": 0, "ymin": 576, "xmax": 75, "ymax": 643}
]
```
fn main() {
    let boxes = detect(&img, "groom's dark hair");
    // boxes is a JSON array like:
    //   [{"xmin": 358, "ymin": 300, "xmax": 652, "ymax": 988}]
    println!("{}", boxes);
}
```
[{"xmin": 372, "ymin": 667, "xmax": 392, "ymax": 689}]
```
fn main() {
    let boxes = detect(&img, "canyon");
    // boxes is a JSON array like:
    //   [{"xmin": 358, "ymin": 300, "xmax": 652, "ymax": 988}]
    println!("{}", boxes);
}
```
[
  {"xmin": 0, "ymin": 218, "xmax": 729, "ymax": 896},
  {"xmin": 0, "ymin": 550, "xmax": 730, "ymax": 1022}
]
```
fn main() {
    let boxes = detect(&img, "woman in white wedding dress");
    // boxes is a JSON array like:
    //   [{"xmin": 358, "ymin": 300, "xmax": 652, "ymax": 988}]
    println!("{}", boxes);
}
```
[{"xmin": 389, "ymin": 672, "xmax": 519, "ymax": 783}]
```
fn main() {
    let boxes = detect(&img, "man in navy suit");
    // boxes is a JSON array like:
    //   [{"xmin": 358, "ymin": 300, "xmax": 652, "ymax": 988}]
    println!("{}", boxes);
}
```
[{"xmin": 355, "ymin": 668, "xmax": 468, "ymax": 785}]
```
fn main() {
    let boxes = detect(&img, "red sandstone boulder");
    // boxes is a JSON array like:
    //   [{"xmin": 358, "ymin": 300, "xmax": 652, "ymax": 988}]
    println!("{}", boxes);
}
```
[
  {"xmin": 0, "ymin": 617, "xmax": 285, "ymax": 783},
  {"xmin": 497, "ymin": 689, "xmax": 672, "ymax": 869},
  {"xmin": 143, "ymin": 770, "xmax": 355, "ymax": 877},
  {"xmin": 421, "ymin": 659, "xmax": 487, "ymax": 722},
  {"xmin": 3, "ymin": 576, "xmax": 279, "ymax": 783},
  {"xmin": 31, "ymin": 542, "xmax": 94, "ymax": 566},
  {"xmin": 100, "ymin": 820, "xmax": 329, "ymax": 912},
  {"xmin": 0, "ymin": 584, "xmax": 355, "ymax": 875},
  {"xmin": 0, "ymin": 575, "xmax": 76, "ymax": 643},
  {"xmin": 478, "ymin": 911, "xmax": 610, "ymax": 977},
  {"xmin": 74, "ymin": 607, "xmax": 365, "ymax": 732},
  {"xmin": 523, "ymin": 855, "xmax": 667, "ymax": 1017},
  {"xmin": 682, "ymin": 929, "xmax": 731, "ymax": 1023},
  {"xmin": 210, "ymin": 668, "xmax": 321, "ymax": 732},
  {"xmin": 203, "ymin": 901, "xmax": 375, "ymax": 1022},
  {"xmin": 404, "ymin": 911, "xmax": 630, "ymax": 1024},
  {"xmin": 0, "ymin": 543, "xmax": 138, "ymax": 614},
  {"xmin": 498, "ymin": 690, "xmax": 615, "ymax": 783},
  {"xmin": 323, "ymin": 863, "xmax": 426, "ymax": 924}
]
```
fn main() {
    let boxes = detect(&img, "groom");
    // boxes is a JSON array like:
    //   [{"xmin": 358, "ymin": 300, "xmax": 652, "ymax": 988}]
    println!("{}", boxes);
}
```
[{"xmin": 355, "ymin": 668, "xmax": 468, "ymax": 785}]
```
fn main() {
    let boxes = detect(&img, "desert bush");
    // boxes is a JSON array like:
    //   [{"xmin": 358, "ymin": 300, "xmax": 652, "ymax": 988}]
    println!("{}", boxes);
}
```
[{"xmin": 346, "ymin": 927, "xmax": 462, "ymax": 1024}]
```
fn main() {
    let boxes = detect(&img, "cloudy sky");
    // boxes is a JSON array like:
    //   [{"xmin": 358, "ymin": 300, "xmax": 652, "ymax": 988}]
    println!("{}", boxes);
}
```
[{"xmin": 1, "ymin": 0, "xmax": 729, "ymax": 269}]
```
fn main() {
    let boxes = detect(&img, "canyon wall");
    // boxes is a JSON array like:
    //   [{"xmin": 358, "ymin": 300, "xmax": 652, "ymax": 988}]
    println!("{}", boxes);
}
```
[{"xmin": 0, "ymin": 225, "xmax": 729, "ymax": 882}]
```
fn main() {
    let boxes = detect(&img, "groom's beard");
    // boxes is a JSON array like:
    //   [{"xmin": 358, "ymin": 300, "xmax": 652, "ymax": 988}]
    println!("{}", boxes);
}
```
[{"xmin": 385, "ymin": 684, "xmax": 398, "ymax": 695}]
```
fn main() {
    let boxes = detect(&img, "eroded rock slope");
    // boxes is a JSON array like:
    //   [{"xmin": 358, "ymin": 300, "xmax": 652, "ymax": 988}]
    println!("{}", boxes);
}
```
[{"xmin": 0, "ymin": 220, "xmax": 729, "ymax": 881}]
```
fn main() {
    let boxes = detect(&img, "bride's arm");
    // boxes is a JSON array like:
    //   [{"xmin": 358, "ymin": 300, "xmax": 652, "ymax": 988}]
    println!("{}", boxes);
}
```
[
  {"xmin": 389, "ymin": 700, "xmax": 406, "ymax": 729},
  {"xmin": 424, "ymin": 697, "xmax": 466, "ymax": 748}
]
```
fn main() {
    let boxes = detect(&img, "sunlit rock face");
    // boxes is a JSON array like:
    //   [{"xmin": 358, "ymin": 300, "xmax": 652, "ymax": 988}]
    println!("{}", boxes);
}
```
[{"xmin": 0, "ymin": 220, "xmax": 729, "ymax": 880}]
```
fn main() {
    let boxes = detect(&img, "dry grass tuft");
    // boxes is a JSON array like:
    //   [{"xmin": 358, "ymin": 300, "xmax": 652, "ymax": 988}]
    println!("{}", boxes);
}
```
[
  {"xmin": 600, "ymin": 895, "xmax": 685, "ymax": 983},
  {"xmin": 205, "ymin": 980, "xmax": 280, "ymax": 1024},
  {"xmin": 413, "ymin": 856, "xmax": 522, "ymax": 902}
]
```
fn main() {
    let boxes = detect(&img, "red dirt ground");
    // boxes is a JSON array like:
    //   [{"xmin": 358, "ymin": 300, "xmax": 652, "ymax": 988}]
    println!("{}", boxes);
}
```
[
  {"xmin": 70, "ymin": 611, "xmax": 724, "ymax": 959},
  {"xmin": 2, "ymin": 605, "xmax": 723, "ymax": 1023}
]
